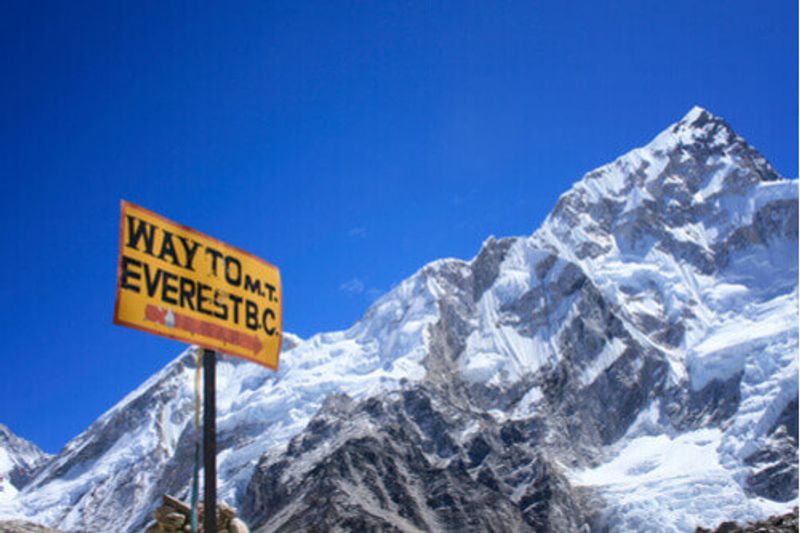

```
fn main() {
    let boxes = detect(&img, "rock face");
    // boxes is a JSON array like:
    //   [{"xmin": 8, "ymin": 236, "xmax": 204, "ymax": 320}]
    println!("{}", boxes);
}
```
[
  {"xmin": 0, "ymin": 107, "xmax": 797, "ymax": 532},
  {"xmin": 243, "ymin": 389, "xmax": 587, "ymax": 532}
]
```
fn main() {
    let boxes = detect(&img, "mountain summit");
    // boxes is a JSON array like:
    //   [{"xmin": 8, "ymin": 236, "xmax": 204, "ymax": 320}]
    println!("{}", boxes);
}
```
[{"xmin": 1, "ymin": 108, "xmax": 796, "ymax": 532}]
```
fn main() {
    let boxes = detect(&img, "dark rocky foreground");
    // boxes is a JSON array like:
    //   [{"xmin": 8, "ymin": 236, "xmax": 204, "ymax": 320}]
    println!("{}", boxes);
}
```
[{"xmin": 697, "ymin": 508, "xmax": 798, "ymax": 533}]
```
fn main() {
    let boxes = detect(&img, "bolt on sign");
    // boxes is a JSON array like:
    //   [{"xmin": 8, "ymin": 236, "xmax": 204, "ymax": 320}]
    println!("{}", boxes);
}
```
[{"xmin": 113, "ymin": 201, "xmax": 282, "ymax": 369}]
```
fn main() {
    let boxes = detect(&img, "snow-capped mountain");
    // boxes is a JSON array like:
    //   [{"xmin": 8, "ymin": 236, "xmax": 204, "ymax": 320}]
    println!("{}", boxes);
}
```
[
  {"xmin": 0, "ymin": 425, "xmax": 50, "ymax": 507},
  {"xmin": 0, "ymin": 107, "xmax": 796, "ymax": 532}
]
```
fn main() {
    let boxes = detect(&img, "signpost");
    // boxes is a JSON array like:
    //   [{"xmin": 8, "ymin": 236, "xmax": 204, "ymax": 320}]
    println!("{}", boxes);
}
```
[{"xmin": 113, "ymin": 200, "xmax": 282, "ymax": 533}]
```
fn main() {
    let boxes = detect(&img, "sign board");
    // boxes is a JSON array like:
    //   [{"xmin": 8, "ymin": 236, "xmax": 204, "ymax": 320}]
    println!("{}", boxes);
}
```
[{"xmin": 113, "ymin": 201, "xmax": 282, "ymax": 369}]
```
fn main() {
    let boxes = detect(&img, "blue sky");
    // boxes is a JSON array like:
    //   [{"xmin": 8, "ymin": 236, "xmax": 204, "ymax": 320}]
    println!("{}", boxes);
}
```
[{"xmin": 1, "ymin": 1, "xmax": 796, "ymax": 453}]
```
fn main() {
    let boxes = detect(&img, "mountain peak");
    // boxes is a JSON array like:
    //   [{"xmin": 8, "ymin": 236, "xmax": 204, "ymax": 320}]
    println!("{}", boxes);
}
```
[
  {"xmin": 623, "ymin": 107, "xmax": 773, "ymax": 189},
  {"xmin": 642, "ymin": 105, "xmax": 739, "ymax": 156},
  {"xmin": 659, "ymin": 106, "xmax": 780, "ymax": 181},
  {"xmin": 536, "ymin": 106, "xmax": 788, "ymax": 267},
  {"xmin": 680, "ymin": 104, "xmax": 714, "ymax": 125}
]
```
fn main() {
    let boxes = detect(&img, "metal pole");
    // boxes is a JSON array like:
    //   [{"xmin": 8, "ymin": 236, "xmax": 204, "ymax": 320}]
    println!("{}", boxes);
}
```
[{"xmin": 203, "ymin": 349, "xmax": 217, "ymax": 533}]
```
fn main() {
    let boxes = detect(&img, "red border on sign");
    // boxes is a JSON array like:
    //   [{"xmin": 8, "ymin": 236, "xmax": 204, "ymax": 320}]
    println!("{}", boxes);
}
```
[{"xmin": 112, "ymin": 199, "xmax": 283, "ymax": 371}]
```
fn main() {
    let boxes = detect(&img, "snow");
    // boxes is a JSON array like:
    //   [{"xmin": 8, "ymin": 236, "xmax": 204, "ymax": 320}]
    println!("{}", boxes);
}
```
[
  {"xmin": 682, "ymin": 105, "xmax": 707, "ymax": 124},
  {"xmin": 0, "ymin": 449, "xmax": 19, "ymax": 506},
  {"xmin": 460, "ymin": 260, "xmax": 564, "ymax": 385},
  {"xmin": 695, "ymin": 157, "xmax": 733, "ymax": 201},
  {"xmin": 579, "ymin": 338, "xmax": 626, "ymax": 386},
  {"xmin": 621, "ymin": 183, "xmax": 654, "ymax": 215},
  {"xmin": 752, "ymin": 180, "xmax": 799, "ymax": 213},
  {"xmin": 0, "ymin": 449, "xmax": 12, "ymax": 476},
  {"xmin": 687, "ymin": 291, "xmax": 798, "ymax": 391},
  {"xmin": 572, "ymin": 429, "xmax": 794, "ymax": 532},
  {"xmin": 510, "ymin": 387, "xmax": 544, "ymax": 420}
]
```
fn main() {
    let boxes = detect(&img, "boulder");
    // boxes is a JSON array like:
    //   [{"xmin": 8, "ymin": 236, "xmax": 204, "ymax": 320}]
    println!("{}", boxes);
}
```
[{"xmin": 228, "ymin": 517, "xmax": 250, "ymax": 533}]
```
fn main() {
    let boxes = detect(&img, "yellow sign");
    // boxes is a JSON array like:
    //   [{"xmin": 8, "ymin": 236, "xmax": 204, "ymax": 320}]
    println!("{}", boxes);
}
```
[{"xmin": 113, "ymin": 201, "xmax": 282, "ymax": 369}]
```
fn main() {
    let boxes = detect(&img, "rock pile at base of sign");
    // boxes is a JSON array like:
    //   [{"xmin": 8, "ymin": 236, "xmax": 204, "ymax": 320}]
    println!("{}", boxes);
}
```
[{"xmin": 146, "ymin": 495, "xmax": 249, "ymax": 533}]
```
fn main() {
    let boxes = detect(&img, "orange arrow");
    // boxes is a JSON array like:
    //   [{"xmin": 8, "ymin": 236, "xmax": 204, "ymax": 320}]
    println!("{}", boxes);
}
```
[{"xmin": 145, "ymin": 304, "xmax": 263, "ymax": 355}]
